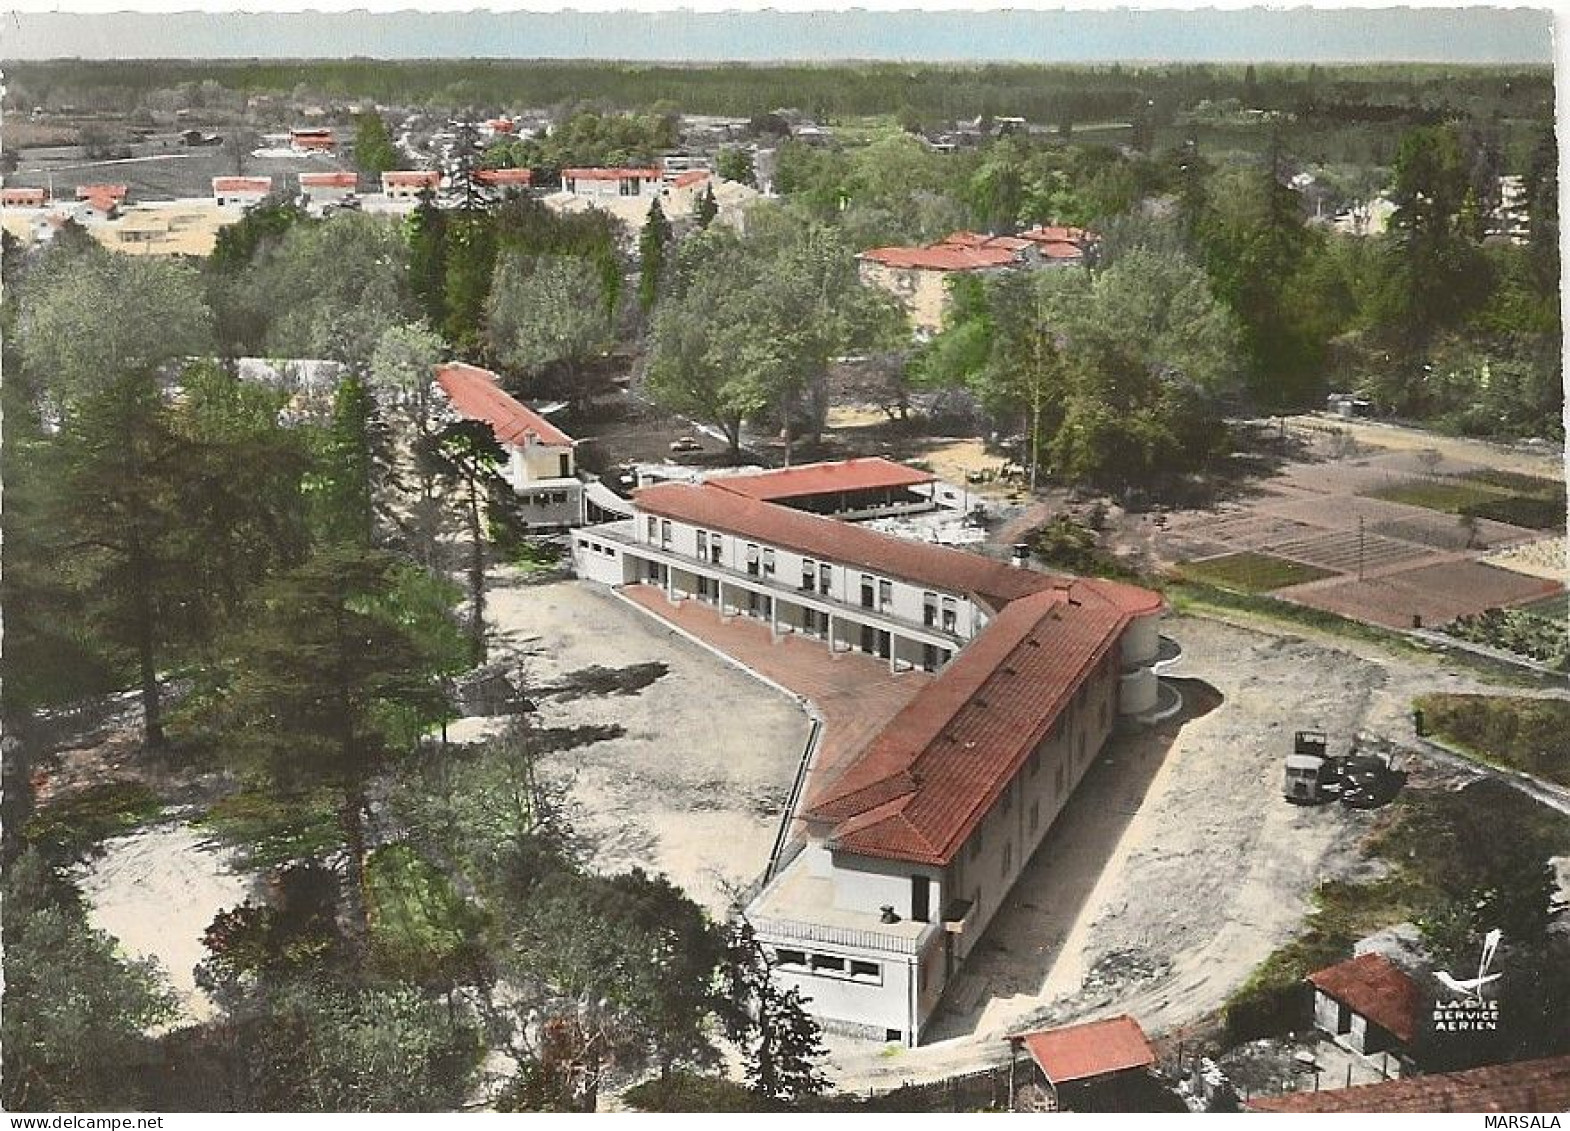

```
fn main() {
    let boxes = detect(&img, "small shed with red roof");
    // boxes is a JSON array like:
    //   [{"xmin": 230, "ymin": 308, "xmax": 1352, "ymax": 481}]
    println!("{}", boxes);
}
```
[
  {"xmin": 1012, "ymin": 1015, "xmax": 1158, "ymax": 1097},
  {"xmin": 709, "ymin": 457, "xmax": 937, "ymax": 518},
  {"xmin": 1309, "ymin": 953, "xmax": 1423, "ymax": 1057},
  {"xmin": 213, "ymin": 176, "xmax": 272, "ymax": 207}
]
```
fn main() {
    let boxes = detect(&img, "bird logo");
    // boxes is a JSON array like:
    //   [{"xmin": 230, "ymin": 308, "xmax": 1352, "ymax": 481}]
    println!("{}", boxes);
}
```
[{"xmin": 1435, "ymin": 928, "xmax": 1503, "ymax": 1000}]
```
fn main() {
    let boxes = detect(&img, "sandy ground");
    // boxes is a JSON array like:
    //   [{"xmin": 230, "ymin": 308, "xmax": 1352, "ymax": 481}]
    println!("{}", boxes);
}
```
[
  {"xmin": 1284, "ymin": 414, "xmax": 1564, "ymax": 480},
  {"xmin": 76, "ymin": 818, "xmax": 258, "ymax": 1025},
  {"xmin": 821, "ymin": 610, "xmax": 1568, "ymax": 1090},
  {"xmin": 483, "ymin": 571, "xmax": 812, "ymax": 914}
]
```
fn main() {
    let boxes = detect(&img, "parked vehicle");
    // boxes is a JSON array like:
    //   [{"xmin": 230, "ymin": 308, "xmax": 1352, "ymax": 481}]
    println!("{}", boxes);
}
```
[
  {"xmin": 1338, "ymin": 752, "xmax": 1403, "ymax": 809},
  {"xmin": 1284, "ymin": 730, "xmax": 1338, "ymax": 803}
]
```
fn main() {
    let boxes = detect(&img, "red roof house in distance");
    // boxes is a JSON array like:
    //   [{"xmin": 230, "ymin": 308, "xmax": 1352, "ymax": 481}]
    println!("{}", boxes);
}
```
[
  {"xmin": 708, "ymin": 457, "xmax": 937, "ymax": 518},
  {"xmin": 484, "ymin": 118, "xmax": 516, "ymax": 135},
  {"xmin": 434, "ymin": 362, "xmax": 582, "ymax": 529},
  {"xmin": 475, "ymin": 167, "xmax": 533, "ymax": 190},
  {"xmin": 560, "ymin": 167, "xmax": 662, "ymax": 200},
  {"xmin": 2, "ymin": 187, "xmax": 48, "ymax": 208},
  {"xmin": 857, "ymin": 240, "xmax": 1021, "ymax": 334},
  {"xmin": 290, "ymin": 127, "xmax": 335, "ymax": 152},
  {"xmin": 672, "ymin": 169, "xmax": 712, "ymax": 190},
  {"xmin": 75, "ymin": 183, "xmax": 128, "ymax": 204},
  {"xmin": 1309, "ymin": 952, "xmax": 1423, "ymax": 1061},
  {"xmin": 1250, "ymin": 1053, "xmax": 1570, "ymax": 1113},
  {"xmin": 1020, "ymin": 223, "xmax": 1098, "ymax": 267},
  {"xmin": 212, "ymin": 177, "xmax": 272, "ymax": 207},
  {"xmin": 1013, "ymin": 1016, "xmax": 1158, "ymax": 1090},
  {"xmin": 382, "ymin": 170, "xmax": 440, "ymax": 199},
  {"xmin": 299, "ymin": 171, "xmax": 359, "ymax": 204}
]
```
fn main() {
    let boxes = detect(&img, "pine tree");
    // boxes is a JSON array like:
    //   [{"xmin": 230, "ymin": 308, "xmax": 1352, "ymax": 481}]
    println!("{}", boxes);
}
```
[
  {"xmin": 693, "ymin": 184, "xmax": 719, "ymax": 230},
  {"xmin": 722, "ymin": 920, "xmax": 828, "ymax": 1104},
  {"xmin": 638, "ymin": 198, "xmax": 673, "ymax": 315}
]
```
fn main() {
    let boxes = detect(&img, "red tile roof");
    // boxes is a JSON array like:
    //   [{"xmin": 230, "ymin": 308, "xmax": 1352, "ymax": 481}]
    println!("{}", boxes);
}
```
[
  {"xmin": 476, "ymin": 167, "xmax": 533, "ymax": 185},
  {"xmin": 212, "ymin": 176, "xmax": 272, "ymax": 194},
  {"xmin": 633, "ymin": 481, "xmax": 1058, "ymax": 611},
  {"xmin": 1022, "ymin": 224, "xmax": 1096, "ymax": 245},
  {"xmin": 1250, "ymin": 1054, "xmax": 1570, "ymax": 1113},
  {"xmin": 292, "ymin": 135, "xmax": 336, "ymax": 150},
  {"xmin": 1037, "ymin": 240, "xmax": 1088, "ymax": 261},
  {"xmin": 290, "ymin": 128, "xmax": 333, "ymax": 139},
  {"xmin": 383, "ymin": 170, "xmax": 440, "ymax": 186},
  {"xmin": 80, "ymin": 191, "xmax": 120, "ymax": 215},
  {"xmin": 76, "ymin": 183, "xmax": 128, "ymax": 201},
  {"xmin": 2, "ymin": 188, "xmax": 47, "ymax": 206},
  {"xmin": 673, "ymin": 169, "xmax": 712, "ymax": 189},
  {"xmin": 300, "ymin": 171, "xmax": 358, "ymax": 189},
  {"xmin": 563, "ymin": 167, "xmax": 662, "ymax": 181},
  {"xmin": 1308, "ymin": 954, "xmax": 1423, "ymax": 1044},
  {"xmin": 807, "ymin": 576, "xmax": 1154, "ymax": 863},
  {"xmin": 486, "ymin": 118, "xmax": 516, "ymax": 133},
  {"xmin": 1016, "ymin": 1016, "xmax": 1157, "ymax": 1086},
  {"xmin": 710, "ymin": 458, "xmax": 934, "ymax": 503},
  {"xmin": 434, "ymin": 363, "xmax": 574, "ymax": 448},
  {"xmin": 937, "ymin": 230, "xmax": 1032, "ymax": 252},
  {"xmin": 859, "ymin": 245, "xmax": 1019, "ymax": 272}
]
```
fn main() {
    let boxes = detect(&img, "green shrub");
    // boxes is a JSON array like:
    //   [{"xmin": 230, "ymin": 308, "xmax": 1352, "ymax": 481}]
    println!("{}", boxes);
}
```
[
  {"xmin": 1415, "ymin": 693, "xmax": 1570, "ymax": 786},
  {"xmin": 23, "ymin": 781, "xmax": 163, "ymax": 858},
  {"xmin": 197, "ymin": 788, "xmax": 342, "ymax": 869},
  {"xmin": 623, "ymin": 1071, "xmax": 766, "ymax": 1112},
  {"xmin": 1459, "ymin": 494, "xmax": 1566, "ymax": 531},
  {"xmin": 1442, "ymin": 608, "xmax": 1569, "ymax": 672}
]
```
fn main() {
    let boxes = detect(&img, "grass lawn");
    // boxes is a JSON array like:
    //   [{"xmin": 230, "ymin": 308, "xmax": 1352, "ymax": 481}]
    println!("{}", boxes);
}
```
[
  {"xmin": 1368, "ymin": 475, "xmax": 1566, "ymax": 531},
  {"xmin": 1176, "ymin": 551, "xmax": 1336, "ymax": 593},
  {"xmin": 365, "ymin": 842, "xmax": 484, "ymax": 979},
  {"xmin": 1415, "ymin": 693, "xmax": 1570, "ymax": 787},
  {"xmin": 1366, "ymin": 478, "xmax": 1507, "ymax": 513}
]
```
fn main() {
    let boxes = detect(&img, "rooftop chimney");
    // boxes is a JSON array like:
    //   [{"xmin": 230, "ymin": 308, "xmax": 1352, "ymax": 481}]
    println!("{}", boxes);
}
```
[{"xmin": 1010, "ymin": 543, "xmax": 1030, "ymax": 568}]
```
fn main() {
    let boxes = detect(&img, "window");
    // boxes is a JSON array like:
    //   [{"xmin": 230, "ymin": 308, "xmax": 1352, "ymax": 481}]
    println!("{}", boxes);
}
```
[
  {"xmin": 660, "ymin": 520, "xmax": 672, "ymax": 547},
  {"xmin": 860, "ymin": 575, "xmax": 875, "ymax": 609},
  {"xmin": 911, "ymin": 875, "xmax": 931, "ymax": 923},
  {"xmin": 709, "ymin": 534, "xmax": 722, "ymax": 564},
  {"xmin": 923, "ymin": 591, "xmax": 938, "ymax": 627},
  {"xmin": 802, "ymin": 559, "xmax": 816, "ymax": 592},
  {"xmin": 923, "ymin": 643, "xmax": 941, "ymax": 672},
  {"xmin": 941, "ymin": 597, "xmax": 957, "ymax": 633},
  {"xmin": 1002, "ymin": 841, "xmax": 1013, "ymax": 877},
  {"xmin": 774, "ymin": 948, "xmax": 807, "ymax": 968},
  {"xmin": 646, "ymin": 516, "xmax": 657, "ymax": 541},
  {"xmin": 819, "ymin": 563, "xmax": 832, "ymax": 594},
  {"xmin": 850, "ymin": 960, "xmax": 881, "ymax": 982},
  {"xmin": 878, "ymin": 579, "xmax": 893, "ymax": 611},
  {"xmin": 763, "ymin": 548, "xmax": 776, "ymax": 576},
  {"xmin": 1029, "ymin": 800, "xmax": 1040, "ymax": 834},
  {"xmin": 696, "ymin": 531, "xmax": 707, "ymax": 558},
  {"xmin": 810, "ymin": 954, "xmax": 845, "ymax": 974},
  {"xmin": 577, "ymin": 539, "xmax": 588, "ymax": 550}
]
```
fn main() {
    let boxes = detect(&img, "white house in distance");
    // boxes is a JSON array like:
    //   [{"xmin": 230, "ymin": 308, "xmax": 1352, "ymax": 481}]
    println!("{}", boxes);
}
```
[
  {"xmin": 212, "ymin": 176, "xmax": 272, "ymax": 208},
  {"xmin": 434, "ymin": 362, "xmax": 583, "ymax": 530},
  {"xmin": 570, "ymin": 460, "xmax": 1173, "ymax": 1044},
  {"xmin": 561, "ymin": 167, "xmax": 663, "ymax": 199},
  {"xmin": 299, "ymin": 171, "xmax": 359, "ymax": 205},
  {"xmin": 382, "ymin": 170, "xmax": 441, "ymax": 199}
]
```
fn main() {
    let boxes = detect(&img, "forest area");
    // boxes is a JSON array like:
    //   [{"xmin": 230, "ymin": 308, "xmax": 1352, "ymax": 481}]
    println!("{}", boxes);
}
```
[{"xmin": 0, "ymin": 57, "xmax": 1563, "ymax": 1112}]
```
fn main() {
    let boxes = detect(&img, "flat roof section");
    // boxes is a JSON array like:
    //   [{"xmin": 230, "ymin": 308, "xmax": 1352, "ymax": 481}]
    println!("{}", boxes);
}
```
[{"xmin": 709, "ymin": 457, "xmax": 935, "ymax": 503}]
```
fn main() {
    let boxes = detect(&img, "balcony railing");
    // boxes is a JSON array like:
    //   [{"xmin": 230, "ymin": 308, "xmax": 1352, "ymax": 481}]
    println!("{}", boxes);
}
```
[{"xmin": 749, "ymin": 915, "xmax": 937, "ymax": 957}]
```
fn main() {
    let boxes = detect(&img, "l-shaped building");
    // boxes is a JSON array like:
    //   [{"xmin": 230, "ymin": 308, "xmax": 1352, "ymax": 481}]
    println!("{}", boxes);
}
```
[{"xmin": 571, "ymin": 462, "xmax": 1171, "ymax": 1046}]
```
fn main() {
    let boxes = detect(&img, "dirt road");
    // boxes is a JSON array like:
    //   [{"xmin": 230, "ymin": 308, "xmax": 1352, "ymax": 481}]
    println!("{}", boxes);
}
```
[
  {"xmin": 1284, "ymin": 415, "xmax": 1564, "ymax": 480},
  {"xmin": 821, "ymin": 611, "xmax": 1566, "ymax": 1092}
]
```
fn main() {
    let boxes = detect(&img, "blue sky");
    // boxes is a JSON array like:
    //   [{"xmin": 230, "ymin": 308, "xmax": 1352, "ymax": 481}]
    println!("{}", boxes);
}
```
[{"xmin": 1, "ymin": 7, "xmax": 1554, "ymax": 63}]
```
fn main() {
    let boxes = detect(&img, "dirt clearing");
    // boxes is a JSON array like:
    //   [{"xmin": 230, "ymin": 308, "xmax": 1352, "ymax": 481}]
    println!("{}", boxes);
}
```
[{"xmin": 483, "ymin": 572, "xmax": 812, "ymax": 914}]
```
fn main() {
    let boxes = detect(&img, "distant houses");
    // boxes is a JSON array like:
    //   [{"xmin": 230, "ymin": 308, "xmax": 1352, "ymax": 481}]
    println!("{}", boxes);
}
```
[
  {"xmin": 299, "ymin": 171, "xmax": 359, "ymax": 205},
  {"xmin": 858, "ymin": 225, "xmax": 1100, "ymax": 334},
  {"xmin": 212, "ymin": 177, "xmax": 273, "ymax": 208},
  {"xmin": 289, "ymin": 127, "xmax": 335, "ymax": 154},
  {"xmin": 2, "ymin": 187, "xmax": 47, "ymax": 208},
  {"xmin": 381, "ymin": 170, "xmax": 440, "ymax": 199},
  {"xmin": 560, "ymin": 167, "xmax": 663, "ymax": 199},
  {"xmin": 474, "ymin": 167, "xmax": 534, "ymax": 192}
]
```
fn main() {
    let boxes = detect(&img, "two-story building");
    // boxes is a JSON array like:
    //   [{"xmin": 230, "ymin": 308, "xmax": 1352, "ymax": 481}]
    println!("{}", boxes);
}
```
[
  {"xmin": 382, "ymin": 170, "xmax": 440, "ymax": 199},
  {"xmin": 434, "ymin": 363, "xmax": 583, "ymax": 530},
  {"xmin": 299, "ymin": 171, "xmax": 359, "ymax": 205},
  {"xmin": 857, "ymin": 242, "xmax": 1021, "ymax": 336},
  {"xmin": 211, "ymin": 177, "xmax": 272, "ymax": 208},
  {"xmin": 570, "ymin": 467, "xmax": 1170, "ymax": 1044},
  {"xmin": 560, "ymin": 167, "xmax": 663, "ymax": 199}
]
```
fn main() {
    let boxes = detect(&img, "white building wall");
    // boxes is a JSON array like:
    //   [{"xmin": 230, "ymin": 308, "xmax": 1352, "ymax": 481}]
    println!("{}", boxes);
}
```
[
  {"xmin": 829, "ymin": 852, "xmax": 943, "ymax": 923},
  {"xmin": 766, "ymin": 945, "xmax": 919, "ymax": 1042},
  {"xmin": 573, "ymin": 532, "xmax": 628, "ymax": 584}
]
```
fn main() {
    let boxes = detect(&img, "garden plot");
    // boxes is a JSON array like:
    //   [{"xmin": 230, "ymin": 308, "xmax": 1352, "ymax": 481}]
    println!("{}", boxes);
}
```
[{"xmin": 1278, "ymin": 559, "xmax": 1563, "ymax": 629}]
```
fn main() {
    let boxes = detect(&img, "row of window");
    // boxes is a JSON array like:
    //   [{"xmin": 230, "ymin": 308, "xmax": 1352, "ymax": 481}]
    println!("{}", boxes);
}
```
[
  {"xmin": 576, "ymin": 538, "xmax": 615, "ymax": 558},
  {"xmin": 772, "ymin": 948, "xmax": 883, "ymax": 985},
  {"xmin": 526, "ymin": 490, "xmax": 573, "ymax": 507}
]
